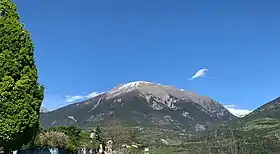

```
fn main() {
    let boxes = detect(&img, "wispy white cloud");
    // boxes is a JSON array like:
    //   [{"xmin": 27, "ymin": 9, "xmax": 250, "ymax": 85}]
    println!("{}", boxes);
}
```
[
  {"xmin": 224, "ymin": 104, "xmax": 253, "ymax": 117},
  {"xmin": 86, "ymin": 92, "xmax": 102, "ymax": 98},
  {"xmin": 189, "ymin": 68, "xmax": 208, "ymax": 80},
  {"xmin": 65, "ymin": 92, "xmax": 104, "ymax": 103},
  {"xmin": 65, "ymin": 95, "xmax": 84, "ymax": 103}
]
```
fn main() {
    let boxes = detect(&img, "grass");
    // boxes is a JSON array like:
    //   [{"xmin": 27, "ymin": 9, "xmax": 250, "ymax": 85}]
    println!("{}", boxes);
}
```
[
  {"xmin": 151, "ymin": 147, "xmax": 191, "ymax": 154},
  {"xmin": 242, "ymin": 118, "xmax": 280, "ymax": 131}
]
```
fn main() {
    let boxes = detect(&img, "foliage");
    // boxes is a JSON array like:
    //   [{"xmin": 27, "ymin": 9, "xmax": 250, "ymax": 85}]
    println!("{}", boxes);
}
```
[
  {"xmin": 30, "ymin": 125, "xmax": 101, "ymax": 151},
  {"xmin": 122, "ymin": 146, "xmax": 141, "ymax": 154},
  {"xmin": 34, "ymin": 131, "xmax": 69, "ymax": 149},
  {"xmin": 0, "ymin": 0, "xmax": 44, "ymax": 151},
  {"xmin": 47, "ymin": 126, "xmax": 83, "ymax": 153},
  {"xmin": 21, "ymin": 122, "xmax": 42, "ymax": 150},
  {"xmin": 185, "ymin": 117, "xmax": 280, "ymax": 153},
  {"xmin": 107, "ymin": 120, "xmax": 138, "ymax": 148},
  {"xmin": 93, "ymin": 125, "xmax": 103, "ymax": 144},
  {"xmin": 79, "ymin": 131, "xmax": 99, "ymax": 149},
  {"xmin": 48, "ymin": 126, "xmax": 82, "ymax": 147}
]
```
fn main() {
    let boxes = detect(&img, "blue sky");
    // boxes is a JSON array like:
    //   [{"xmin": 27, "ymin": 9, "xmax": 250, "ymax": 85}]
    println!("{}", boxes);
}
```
[{"xmin": 14, "ymin": 0, "xmax": 280, "ymax": 115}]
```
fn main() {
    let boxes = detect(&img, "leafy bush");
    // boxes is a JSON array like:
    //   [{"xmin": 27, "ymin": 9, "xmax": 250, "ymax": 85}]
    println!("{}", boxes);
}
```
[
  {"xmin": 49, "ymin": 126, "xmax": 82, "ymax": 147},
  {"xmin": 34, "ymin": 131, "xmax": 69, "ymax": 148}
]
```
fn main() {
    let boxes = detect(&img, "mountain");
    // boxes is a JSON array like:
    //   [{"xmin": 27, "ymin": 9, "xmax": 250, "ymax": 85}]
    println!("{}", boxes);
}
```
[
  {"xmin": 40, "ymin": 106, "xmax": 49, "ymax": 113},
  {"xmin": 40, "ymin": 81, "xmax": 235, "ymax": 133},
  {"xmin": 237, "ymin": 97, "xmax": 280, "ymax": 133},
  {"xmin": 184, "ymin": 97, "xmax": 280, "ymax": 154},
  {"xmin": 245, "ymin": 97, "xmax": 280, "ymax": 120},
  {"xmin": 228, "ymin": 97, "xmax": 280, "ymax": 126},
  {"xmin": 209, "ymin": 97, "xmax": 280, "ymax": 140}
]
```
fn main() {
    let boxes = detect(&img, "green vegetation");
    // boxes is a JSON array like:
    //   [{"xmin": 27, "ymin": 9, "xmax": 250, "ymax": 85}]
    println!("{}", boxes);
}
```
[
  {"xmin": 136, "ymin": 115, "xmax": 280, "ymax": 153},
  {"xmin": 23, "ymin": 125, "xmax": 144, "ymax": 153},
  {"xmin": 151, "ymin": 147, "xmax": 190, "ymax": 154},
  {"xmin": 15, "ymin": 118, "xmax": 280, "ymax": 154},
  {"xmin": 1, "ymin": 0, "xmax": 280, "ymax": 154},
  {"xmin": 22, "ymin": 126, "xmax": 92, "ymax": 153},
  {"xmin": 0, "ymin": 0, "xmax": 44, "ymax": 153},
  {"xmin": 34, "ymin": 131, "xmax": 69, "ymax": 149},
  {"xmin": 49, "ymin": 126, "xmax": 82, "ymax": 149},
  {"xmin": 192, "ymin": 116, "xmax": 280, "ymax": 153},
  {"xmin": 92, "ymin": 125, "xmax": 104, "ymax": 147}
]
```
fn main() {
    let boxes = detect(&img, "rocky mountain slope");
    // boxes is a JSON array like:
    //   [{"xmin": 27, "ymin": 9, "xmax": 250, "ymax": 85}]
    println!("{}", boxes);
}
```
[{"xmin": 40, "ymin": 81, "xmax": 235, "ymax": 133}]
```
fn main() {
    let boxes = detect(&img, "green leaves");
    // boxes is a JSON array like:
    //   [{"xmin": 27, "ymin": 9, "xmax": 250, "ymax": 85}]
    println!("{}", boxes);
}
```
[
  {"xmin": 46, "ymin": 126, "xmax": 83, "ymax": 153},
  {"xmin": 34, "ymin": 131, "xmax": 69, "ymax": 149},
  {"xmin": 0, "ymin": 0, "xmax": 44, "ymax": 150},
  {"xmin": 49, "ymin": 126, "xmax": 82, "ymax": 147}
]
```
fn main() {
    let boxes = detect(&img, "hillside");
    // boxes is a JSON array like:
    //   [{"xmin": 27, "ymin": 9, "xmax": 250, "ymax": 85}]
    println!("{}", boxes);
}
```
[
  {"xmin": 227, "ymin": 97, "xmax": 280, "ymax": 133},
  {"xmin": 207, "ymin": 97, "xmax": 280, "ymax": 141},
  {"xmin": 40, "ymin": 81, "xmax": 235, "ymax": 134},
  {"xmin": 235, "ymin": 97, "xmax": 280, "ymax": 137},
  {"xmin": 244, "ymin": 97, "xmax": 280, "ymax": 120},
  {"xmin": 177, "ymin": 97, "xmax": 280, "ymax": 153}
]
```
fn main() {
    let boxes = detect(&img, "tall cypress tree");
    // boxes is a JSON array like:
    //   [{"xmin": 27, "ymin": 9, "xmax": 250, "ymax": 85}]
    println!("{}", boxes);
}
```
[{"xmin": 0, "ymin": 0, "xmax": 44, "ymax": 152}]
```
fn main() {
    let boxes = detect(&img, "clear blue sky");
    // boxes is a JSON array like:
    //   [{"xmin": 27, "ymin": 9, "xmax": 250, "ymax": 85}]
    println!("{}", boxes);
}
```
[{"xmin": 14, "ymin": 0, "xmax": 280, "ymax": 112}]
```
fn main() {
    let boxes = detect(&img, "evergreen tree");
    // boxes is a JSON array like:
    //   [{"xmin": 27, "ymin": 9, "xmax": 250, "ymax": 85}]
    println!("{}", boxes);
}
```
[
  {"xmin": 0, "ymin": 0, "xmax": 44, "ymax": 152},
  {"xmin": 95, "ymin": 125, "xmax": 102, "ymax": 143}
]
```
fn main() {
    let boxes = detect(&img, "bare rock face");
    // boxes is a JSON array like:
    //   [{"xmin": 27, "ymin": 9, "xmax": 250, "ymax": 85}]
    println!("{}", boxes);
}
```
[
  {"xmin": 105, "ymin": 81, "xmax": 232, "ymax": 120},
  {"xmin": 40, "ymin": 81, "xmax": 235, "ymax": 132}
]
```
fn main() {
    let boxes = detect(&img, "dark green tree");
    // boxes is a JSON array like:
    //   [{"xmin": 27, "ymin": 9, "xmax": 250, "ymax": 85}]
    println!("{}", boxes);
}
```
[
  {"xmin": 94, "ymin": 125, "xmax": 102, "ymax": 143},
  {"xmin": 0, "ymin": 0, "xmax": 44, "ymax": 152},
  {"xmin": 91, "ymin": 125, "xmax": 105, "ymax": 150}
]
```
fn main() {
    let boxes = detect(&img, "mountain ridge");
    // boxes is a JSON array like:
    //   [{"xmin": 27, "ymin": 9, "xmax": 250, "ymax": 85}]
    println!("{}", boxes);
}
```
[
  {"xmin": 40, "ymin": 81, "xmax": 236, "ymax": 133},
  {"xmin": 208, "ymin": 96, "xmax": 280, "ymax": 139}
]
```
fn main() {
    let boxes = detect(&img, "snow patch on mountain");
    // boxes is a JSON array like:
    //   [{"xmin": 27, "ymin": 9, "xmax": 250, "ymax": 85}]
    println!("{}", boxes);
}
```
[
  {"xmin": 107, "ymin": 81, "xmax": 151, "ymax": 98},
  {"xmin": 67, "ymin": 116, "xmax": 77, "ymax": 122}
]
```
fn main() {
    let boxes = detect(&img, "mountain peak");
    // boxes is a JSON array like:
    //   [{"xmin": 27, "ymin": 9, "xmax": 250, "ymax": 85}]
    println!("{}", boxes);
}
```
[
  {"xmin": 118, "ymin": 80, "xmax": 153, "ymax": 88},
  {"xmin": 107, "ymin": 81, "xmax": 152, "ymax": 96},
  {"xmin": 40, "ymin": 106, "xmax": 49, "ymax": 113},
  {"xmin": 104, "ymin": 81, "xmax": 225, "ymax": 113},
  {"xmin": 106, "ymin": 81, "xmax": 187, "ymax": 99}
]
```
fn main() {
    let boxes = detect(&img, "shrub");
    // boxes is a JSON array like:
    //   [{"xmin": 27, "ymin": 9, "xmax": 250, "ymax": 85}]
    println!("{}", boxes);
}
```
[{"xmin": 34, "ymin": 131, "xmax": 69, "ymax": 149}]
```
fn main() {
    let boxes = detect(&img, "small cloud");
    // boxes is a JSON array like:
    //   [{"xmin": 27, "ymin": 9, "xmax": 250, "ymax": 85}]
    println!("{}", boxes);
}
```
[
  {"xmin": 65, "ymin": 95, "xmax": 85, "ymax": 103},
  {"xmin": 65, "ymin": 92, "xmax": 104, "ymax": 103},
  {"xmin": 189, "ymin": 68, "xmax": 208, "ymax": 80},
  {"xmin": 224, "ymin": 104, "xmax": 253, "ymax": 117},
  {"xmin": 86, "ymin": 92, "xmax": 102, "ymax": 99}
]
